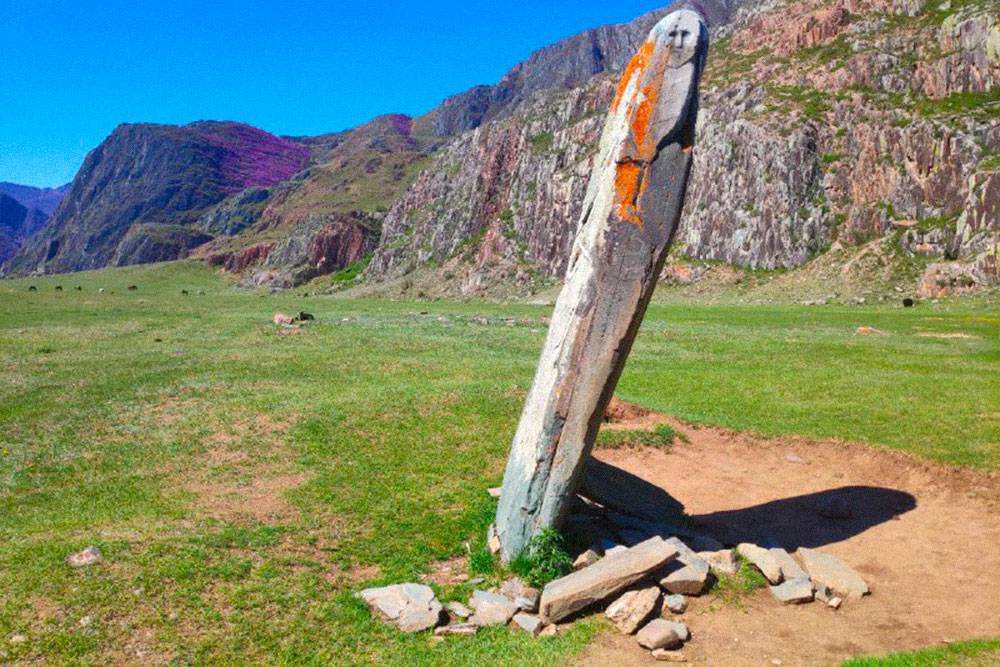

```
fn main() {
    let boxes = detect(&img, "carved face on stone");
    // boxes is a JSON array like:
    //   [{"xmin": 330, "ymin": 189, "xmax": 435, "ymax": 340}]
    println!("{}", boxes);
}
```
[{"xmin": 653, "ymin": 9, "xmax": 708, "ymax": 69}]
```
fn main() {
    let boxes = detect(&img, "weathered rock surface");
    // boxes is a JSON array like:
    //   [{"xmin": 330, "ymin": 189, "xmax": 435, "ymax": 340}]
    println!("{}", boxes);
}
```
[
  {"xmin": 652, "ymin": 648, "xmax": 689, "ymax": 662},
  {"xmin": 738, "ymin": 543, "xmax": 784, "ymax": 584},
  {"xmin": 512, "ymin": 612, "xmax": 544, "ymax": 636},
  {"xmin": 445, "ymin": 601, "xmax": 473, "ymax": 620},
  {"xmin": 539, "ymin": 537, "xmax": 680, "ymax": 624},
  {"xmin": 636, "ymin": 619, "xmax": 684, "ymax": 650},
  {"xmin": 0, "ymin": 194, "xmax": 48, "ymax": 267},
  {"xmin": 468, "ymin": 590, "xmax": 519, "ymax": 626},
  {"xmin": 664, "ymin": 594, "xmax": 689, "ymax": 615},
  {"xmin": 605, "ymin": 586, "xmax": 662, "ymax": 634},
  {"xmin": 700, "ymin": 549, "xmax": 740, "ymax": 576},
  {"xmin": 798, "ymin": 548, "xmax": 870, "ymax": 599},
  {"xmin": 770, "ymin": 578, "xmax": 815, "ymax": 605},
  {"xmin": 660, "ymin": 559, "xmax": 711, "ymax": 596},
  {"xmin": 359, "ymin": 583, "xmax": 443, "ymax": 633},
  {"xmin": 770, "ymin": 548, "xmax": 809, "ymax": 581},
  {"xmin": 434, "ymin": 623, "xmax": 478, "ymax": 636}
]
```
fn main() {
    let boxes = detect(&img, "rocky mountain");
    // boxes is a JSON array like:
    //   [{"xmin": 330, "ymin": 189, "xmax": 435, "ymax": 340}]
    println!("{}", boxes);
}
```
[
  {"xmin": 4, "ymin": 122, "xmax": 310, "ymax": 275},
  {"xmin": 364, "ymin": 0, "xmax": 999, "ymax": 299},
  {"xmin": 0, "ymin": 182, "xmax": 69, "ymax": 216},
  {"xmin": 0, "ymin": 194, "xmax": 49, "ymax": 266}
]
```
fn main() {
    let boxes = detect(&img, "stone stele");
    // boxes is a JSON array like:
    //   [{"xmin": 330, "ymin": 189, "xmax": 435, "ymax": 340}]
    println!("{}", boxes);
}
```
[{"xmin": 495, "ymin": 7, "xmax": 710, "ymax": 561}]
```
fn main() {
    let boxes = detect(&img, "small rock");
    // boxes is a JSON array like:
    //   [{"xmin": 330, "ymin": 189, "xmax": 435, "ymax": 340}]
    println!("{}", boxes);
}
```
[
  {"xmin": 828, "ymin": 597, "xmax": 843, "ymax": 610},
  {"xmin": 445, "ymin": 601, "xmax": 473, "ymax": 620},
  {"xmin": 500, "ymin": 578, "xmax": 540, "ymax": 612},
  {"xmin": 737, "ymin": 544, "xmax": 783, "ymax": 584},
  {"xmin": 813, "ymin": 584, "xmax": 832, "ymax": 603},
  {"xmin": 636, "ymin": 619, "xmax": 683, "ymax": 650},
  {"xmin": 273, "ymin": 313, "xmax": 294, "ymax": 326},
  {"xmin": 770, "ymin": 578, "xmax": 814, "ymax": 605},
  {"xmin": 699, "ymin": 549, "xmax": 739, "ymax": 576},
  {"xmin": 660, "ymin": 559, "xmax": 710, "ymax": 596},
  {"xmin": 769, "ymin": 548, "xmax": 808, "ymax": 581},
  {"xmin": 573, "ymin": 548, "xmax": 601, "ymax": 570},
  {"xmin": 798, "ymin": 548, "xmax": 869, "ymax": 599},
  {"xmin": 467, "ymin": 577, "xmax": 485, "ymax": 586},
  {"xmin": 79, "ymin": 616, "xmax": 93, "ymax": 628},
  {"xmin": 652, "ymin": 648, "xmax": 688, "ymax": 662},
  {"xmin": 487, "ymin": 524, "xmax": 502, "ymax": 556},
  {"xmin": 9, "ymin": 634, "xmax": 27, "ymax": 645},
  {"xmin": 434, "ymin": 623, "xmax": 478, "ymax": 637},
  {"xmin": 512, "ymin": 612, "xmax": 544, "ymax": 636},
  {"xmin": 605, "ymin": 586, "xmax": 661, "ymax": 634},
  {"xmin": 359, "ymin": 583, "xmax": 443, "ymax": 633},
  {"xmin": 784, "ymin": 453, "xmax": 807, "ymax": 464},
  {"xmin": 67, "ymin": 546, "xmax": 102, "ymax": 568},
  {"xmin": 855, "ymin": 326, "xmax": 881, "ymax": 336},
  {"xmin": 487, "ymin": 487, "xmax": 502, "ymax": 499},
  {"xmin": 468, "ymin": 590, "xmax": 518, "ymax": 626},
  {"xmin": 664, "ymin": 594, "xmax": 688, "ymax": 615},
  {"xmin": 539, "ymin": 624, "xmax": 559, "ymax": 637}
]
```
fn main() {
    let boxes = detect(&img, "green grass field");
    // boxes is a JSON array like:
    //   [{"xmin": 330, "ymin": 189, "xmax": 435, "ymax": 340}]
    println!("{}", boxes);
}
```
[{"xmin": 1, "ymin": 261, "xmax": 997, "ymax": 664}]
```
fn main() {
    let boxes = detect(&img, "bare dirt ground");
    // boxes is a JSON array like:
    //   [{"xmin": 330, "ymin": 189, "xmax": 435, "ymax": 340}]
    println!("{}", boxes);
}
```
[{"xmin": 573, "ymin": 410, "xmax": 1000, "ymax": 666}]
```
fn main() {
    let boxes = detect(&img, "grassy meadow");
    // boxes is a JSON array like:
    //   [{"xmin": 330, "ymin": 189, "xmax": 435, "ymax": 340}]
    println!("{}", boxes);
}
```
[{"xmin": 1, "ymin": 261, "xmax": 997, "ymax": 664}]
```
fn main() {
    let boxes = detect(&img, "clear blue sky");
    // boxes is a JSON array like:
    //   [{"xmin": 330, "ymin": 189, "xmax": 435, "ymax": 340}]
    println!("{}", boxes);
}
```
[{"xmin": 0, "ymin": 0, "xmax": 664, "ymax": 187}]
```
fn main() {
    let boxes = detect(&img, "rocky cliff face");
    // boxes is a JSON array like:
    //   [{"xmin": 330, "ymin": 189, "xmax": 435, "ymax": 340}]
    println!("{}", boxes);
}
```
[
  {"xmin": 0, "ymin": 183, "xmax": 69, "ymax": 216},
  {"xmin": 4, "ymin": 122, "xmax": 309, "ymax": 275},
  {"xmin": 0, "ymin": 194, "xmax": 49, "ymax": 267},
  {"xmin": 366, "ymin": 0, "xmax": 999, "ymax": 297}
]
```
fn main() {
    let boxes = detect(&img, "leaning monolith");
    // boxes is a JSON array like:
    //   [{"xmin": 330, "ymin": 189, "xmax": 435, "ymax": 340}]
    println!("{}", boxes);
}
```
[{"xmin": 495, "ymin": 8, "xmax": 709, "ymax": 562}]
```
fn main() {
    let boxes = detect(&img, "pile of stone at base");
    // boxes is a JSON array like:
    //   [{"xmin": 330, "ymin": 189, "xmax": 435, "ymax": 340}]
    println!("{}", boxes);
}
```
[{"xmin": 360, "ymin": 535, "xmax": 869, "ymax": 658}]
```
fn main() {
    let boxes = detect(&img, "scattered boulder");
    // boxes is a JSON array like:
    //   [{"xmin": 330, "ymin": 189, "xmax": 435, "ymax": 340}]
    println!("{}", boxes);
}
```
[
  {"xmin": 828, "ymin": 597, "xmax": 844, "ymax": 610},
  {"xmin": 359, "ymin": 583, "xmax": 443, "ymax": 633},
  {"xmin": 512, "ymin": 612, "xmax": 544, "ymax": 636},
  {"xmin": 660, "ymin": 559, "xmax": 710, "ymax": 596},
  {"xmin": 9, "ymin": 634, "xmax": 27, "ymax": 645},
  {"xmin": 699, "ymin": 549, "xmax": 739, "ymax": 576},
  {"xmin": 636, "ymin": 619, "xmax": 683, "ymax": 650},
  {"xmin": 737, "ymin": 544, "xmax": 783, "ymax": 584},
  {"xmin": 652, "ymin": 648, "xmax": 688, "ymax": 662},
  {"xmin": 769, "ymin": 548, "xmax": 808, "ymax": 581},
  {"xmin": 573, "ymin": 548, "xmax": 601, "ymax": 570},
  {"xmin": 605, "ymin": 586, "xmax": 661, "ymax": 634},
  {"xmin": 67, "ymin": 546, "xmax": 102, "ymax": 568},
  {"xmin": 434, "ymin": 623, "xmax": 478, "ymax": 637},
  {"xmin": 445, "ymin": 601, "xmax": 473, "ymax": 620},
  {"xmin": 664, "ymin": 594, "xmax": 688, "ymax": 615},
  {"xmin": 500, "ymin": 578, "xmax": 540, "ymax": 612},
  {"xmin": 468, "ymin": 590, "xmax": 518, "ymax": 627},
  {"xmin": 661, "ymin": 620, "xmax": 690, "ymax": 642},
  {"xmin": 770, "ymin": 578, "xmax": 814, "ymax": 605},
  {"xmin": 539, "ymin": 537, "xmax": 679, "ymax": 624},
  {"xmin": 798, "ymin": 548, "xmax": 870, "ymax": 599}
]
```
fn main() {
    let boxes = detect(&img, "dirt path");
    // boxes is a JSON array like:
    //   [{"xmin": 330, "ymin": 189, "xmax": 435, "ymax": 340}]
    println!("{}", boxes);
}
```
[{"xmin": 572, "ymin": 415, "xmax": 1000, "ymax": 666}]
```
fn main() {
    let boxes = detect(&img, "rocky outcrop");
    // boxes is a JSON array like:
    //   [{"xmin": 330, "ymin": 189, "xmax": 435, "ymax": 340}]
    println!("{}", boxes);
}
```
[
  {"xmin": 0, "ymin": 194, "xmax": 48, "ymax": 267},
  {"xmin": 6, "ymin": 122, "xmax": 309, "ymax": 275},
  {"xmin": 364, "ymin": 0, "xmax": 999, "ymax": 294},
  {"xmin": 0, "ymin": 182, "xmax": 68, "ymax": 216}
]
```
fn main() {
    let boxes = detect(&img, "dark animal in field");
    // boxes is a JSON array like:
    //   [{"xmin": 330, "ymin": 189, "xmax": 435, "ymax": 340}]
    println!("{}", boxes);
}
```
[
  {"xmin": 55, "ymin": 286, "xmax": 63, "ymax": 291},
  {"xmin": 128, "ymin": 285, "xmax": 138, "ymax": 291},
  {"xmin": 181, "ymin": 290, "xmax": 189, "ymax": 295},
  {"xmin": 297, "ymin": 312, "xmax": 315, "ymax": 322},
  {"xmin": 28, "ymin": 286, "xmax": 37, "ymax": 291},
  {"xmin": 75, "ymin": 286, "xmax": 82, "ymax": 291},
  {"xmin": 903, "ymin": 298, "xmax": 916, "ymax": 308}
]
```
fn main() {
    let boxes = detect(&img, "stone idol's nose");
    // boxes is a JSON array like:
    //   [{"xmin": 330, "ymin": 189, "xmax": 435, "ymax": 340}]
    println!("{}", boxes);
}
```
[{"xmin": 668, "ymin": 28, "xmax": 692, "ymax": 49}]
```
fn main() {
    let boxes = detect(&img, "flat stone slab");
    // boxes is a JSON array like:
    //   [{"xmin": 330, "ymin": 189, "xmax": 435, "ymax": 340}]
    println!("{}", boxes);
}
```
[
  {"xmin": 434, "ymin": 623, "xmax": 478, "ymax": 637},
  {"xmin": 359, "ymin": 583, "xmax": 443, "ymax": 633},
  {"xmin": 652, "ymin": 648, "xmax": 689, "ymax": 662},
  {"xmin": 501, "ymin": 578, "xmax": 540, "ymax": 612},
  {"xmin": 738, "ymin": 543, "xmax": 783, "ymax": 584},
  {"xmin": 512, "ymin": 612, "xmax": 544, "ymax": 636},
  {"xmin": 469, "ymin": 590, "xmax": 518, "ymax": 626},
  {"xmin": 770, "ymin": 578, "xmax": 815, "ymax": 605},
  {"xmin": 636, "ymin": 619, "xmax": 683, "ymax": 650},
  {"xmin": 606, "ymin": 586, "xmax": 661, "ymax": 634},
  {"xmin": 67, "ymin": 546, "xmax": 102, "ymax": 568},
  {"xmin": 798, "ymin": 548, "xmax": 870, "ymax": 599},
  {"xmin": 445, "ymin": 601, "xmax": 472, "ymax": 620},
  {"xmin": 660, "ymin": 560, "xmax": 710, "ymax": 596},
  {"xmin": 539, "ymin": 537, "xmax": 679, "ymax": 623},
  {"xmin": 770, "ymin": 548, "xmax": 808, "ymax": 581}
]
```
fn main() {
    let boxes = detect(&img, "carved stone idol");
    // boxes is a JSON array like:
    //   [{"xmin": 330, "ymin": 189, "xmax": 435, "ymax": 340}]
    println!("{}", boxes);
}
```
[{"xmin": 495, "ymin": 8, "xmax": 710, "ymax": 561}]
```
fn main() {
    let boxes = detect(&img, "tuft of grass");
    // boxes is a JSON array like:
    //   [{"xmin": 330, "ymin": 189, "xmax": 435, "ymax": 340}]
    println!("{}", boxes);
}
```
[
  {"xmin": 528, "ymin": 132, "xmax": 554, "ymax": 153},
  {"xmin": 710, "ymin": 553, "xmax": 769, "ymax": 604},
  {"xmin": 595, "ymin": 424, "xmax": 678, "ymax": 450},
  {"xmin": 509, "ymin": 529, "xmax": 573, "ymax": 589},
  {"xmin": 842, "ymin": 638, "xmax": 1000, "ymax": 666}
]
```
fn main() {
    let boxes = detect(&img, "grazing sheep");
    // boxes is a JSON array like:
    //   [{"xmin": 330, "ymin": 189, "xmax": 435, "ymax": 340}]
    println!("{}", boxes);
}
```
[
  {"xmin": 28, "ymin": 286, "xmax": 37, "ymax": 292},
  {"xmin": 128, "ymin": 285, "xmax": 138, "ymax": 291}
]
